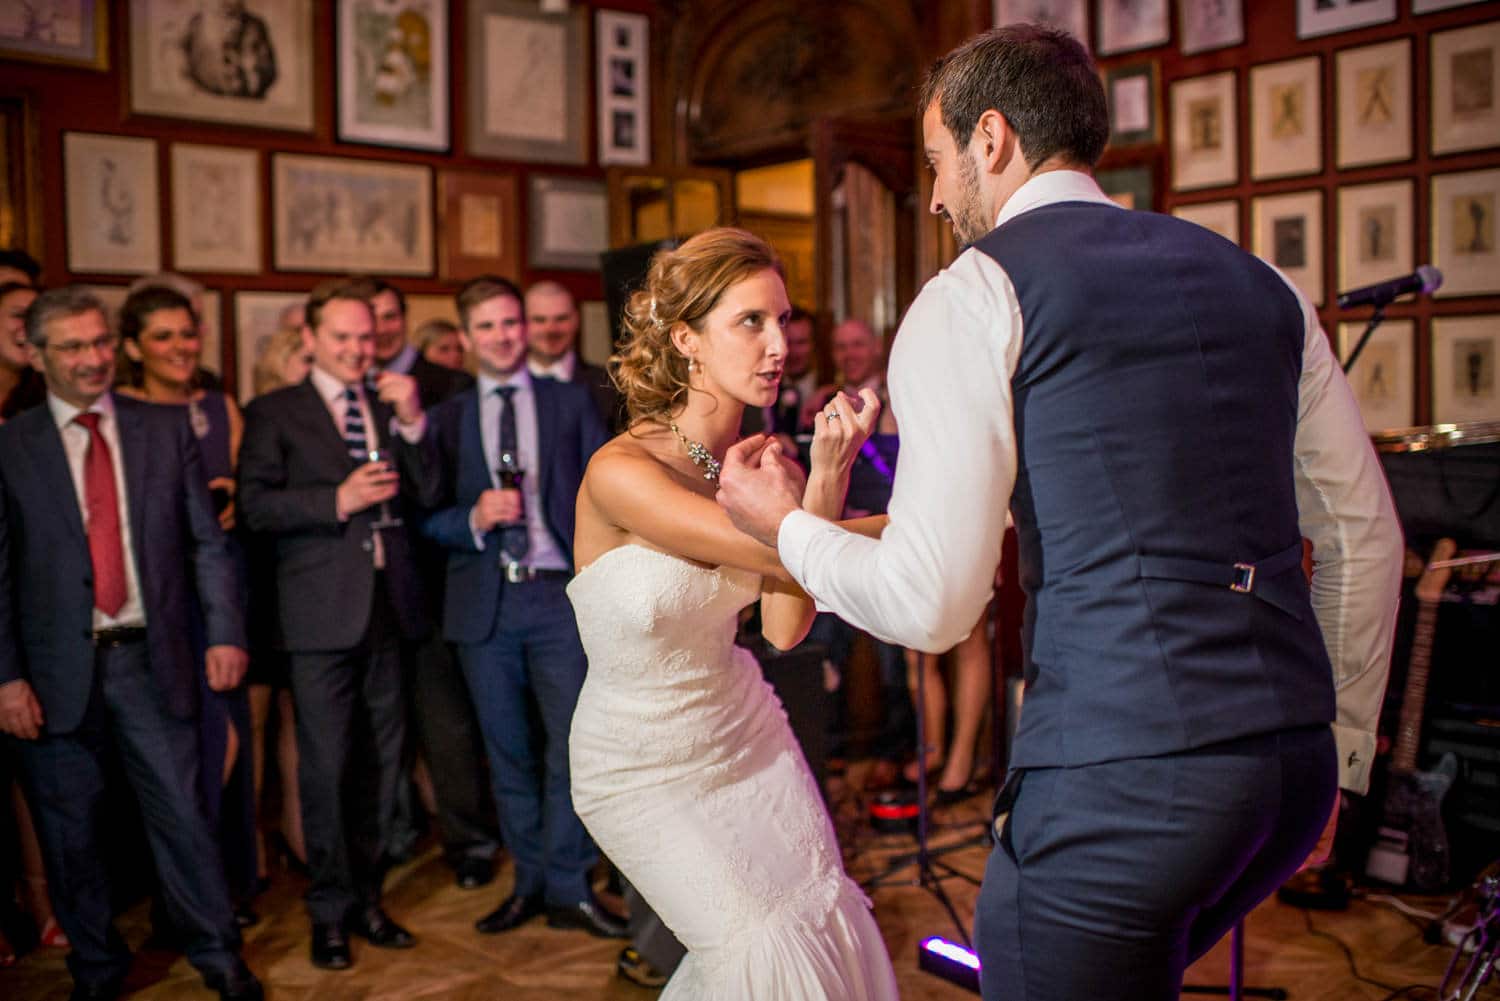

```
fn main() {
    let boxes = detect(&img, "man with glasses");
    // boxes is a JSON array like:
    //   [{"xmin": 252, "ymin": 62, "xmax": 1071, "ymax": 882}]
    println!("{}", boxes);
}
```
[{"xmin": 0, "ymin": 287, "xmax": 261, "ymax": 1001}]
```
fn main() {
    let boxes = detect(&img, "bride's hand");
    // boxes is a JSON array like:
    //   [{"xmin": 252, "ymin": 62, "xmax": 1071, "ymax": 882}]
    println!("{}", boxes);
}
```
[{"xmin": 808, "ymin": 389, "xmax": 881, "ymax": 480}]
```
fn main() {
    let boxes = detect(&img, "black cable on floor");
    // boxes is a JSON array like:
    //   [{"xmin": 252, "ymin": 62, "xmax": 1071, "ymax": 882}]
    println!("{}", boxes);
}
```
[{"xmin": 1301, "ymin": 907, "xmax": 1403, "ymax": 993}]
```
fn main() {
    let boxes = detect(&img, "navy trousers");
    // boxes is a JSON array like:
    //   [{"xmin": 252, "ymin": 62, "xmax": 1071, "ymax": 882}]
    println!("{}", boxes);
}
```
[
  {"xmin": 457, "ymin": 576, "xmax": 596, "ymax": 906},
  {"xmin": 975, "ymin": 725, "xmax": 1337, "ymax": 1001}
]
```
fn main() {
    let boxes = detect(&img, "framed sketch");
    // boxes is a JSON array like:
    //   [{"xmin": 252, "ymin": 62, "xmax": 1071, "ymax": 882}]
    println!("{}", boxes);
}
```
[
  {"xmin": 129, "ymin": 1, "xmax": 315, "ymax": 132},
  {"xmin": 466, "ymin": 0, "xmax": 587, "ymax": 164},
  {"xmin": 170, "ymin": 144, "xmax": 261, "ymax": 274},
  {"xmin": 1431, "ymin": 315, "xmax": 1500, "ymax": 424},
  {"xmin": 1432, "ymin": 169, "xmax": 1500, "ymax": 298},
  {"xmin": 64, "ymin": 132, "xmax": 161, "ymax": 275},
  {"xmin": 1097, "ymin": 0, "xmax": 1168, "ymax": 56},
  {"xmin": 0, "ymin": 1, "xmax": 108, "ymax": 69},
  {"xmin": 1097, "ymin": 165, "xmax": 1154, "ymax": 211},
  {"xmin": 1178, "ymin": 0, "xmax": 1243, "ymax": 56},
  {"xmin": 596, "ymin": 9, "xmax": 650, "ymax": 166},
  {"xmin": 438, "ymin": 169, "xmax": 521, "ymax": 283},
  {"xmin": 1251, "ymin": 57, "xmax": 1322, "ymax": 181},
  {"xmin": 993, "ymin": 0, "xmax": 1088, "ymax": 48},
  {"xmin": 1431, "ymin": 22, "xmax": 1500, "ymax": 158},
  {"xmin": 272, "ymin": 154, "xmax": 433, "ymax": 276},
  {"xmin": 1296, "ymin": 0, "xmax": 1395, "ymax": 40},
  {"xmin": 1173, "ymin": 199, "xmax": 1240, "ymax": 245},
  {"xmin": 1336, "ymin": 39, "xmax": 1412, "ymax": 169},
  {"xmin": 528, "ymin": 176, "xmax": 609, "ymax": 271},
  {"xmin": 336, "ymin": 0, "xmax": 448, "ymax": 151},
  {"xmin": 1104, "ymin": 62, "xmax": 1159, "ymax": 148},
  {"xmin": 1415, "ymin": 0, "xmax": 1491, "ymax": 12},
  {"xmin": 1337, "ymin": 320, "xmax": 1414, "ymax": 431},
  {"xmin": 1170, "ymin": 71, "xmax": 1238, "ymax": 192},
  {"xmin": 1337, "ymin": 180, "xmax": 1414, "ymax": 299},
  {"xmin": 1252, "ymin": 189, "xmax": 1324, "ymax": 306},
  {"xmin": 233, "ymin": 291, "xmax": 306, "ymax": 403}
]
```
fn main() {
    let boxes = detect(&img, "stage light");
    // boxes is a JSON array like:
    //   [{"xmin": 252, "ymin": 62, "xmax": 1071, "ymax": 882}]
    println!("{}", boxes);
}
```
[{"xmin": 918, "ymin": 936, "xmax": 981, "ymax": 994}]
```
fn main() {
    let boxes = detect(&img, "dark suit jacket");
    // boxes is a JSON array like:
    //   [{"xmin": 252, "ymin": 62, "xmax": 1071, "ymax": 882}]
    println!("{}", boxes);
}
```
[
  {"xmin": 237, "ymin": 378, "xmax": 442, "ymax": 652},
  {"xmin": 573, "ymin": 359, "xmax": 624, "ymax": 434},
  {"xmin": 410, "ymin": 354, "xmax": 475, "ymax": 410},
  {"xmin": 422, "ymin": 378, "xmax": 606, "ymax": 645},
  {"xmin": 0, "ymin": 393, "xmax": 245, "ymax": 734}
]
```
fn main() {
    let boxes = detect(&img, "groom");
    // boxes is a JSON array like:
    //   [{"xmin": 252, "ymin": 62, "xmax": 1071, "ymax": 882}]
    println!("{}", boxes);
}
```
[{"xmin": 720, "ymin": 25, "xmax": 1403, "ymax": 1001}]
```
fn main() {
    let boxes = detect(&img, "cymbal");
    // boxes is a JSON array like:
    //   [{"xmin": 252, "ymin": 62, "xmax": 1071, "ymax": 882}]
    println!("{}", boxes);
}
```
[{"xmin": 1371, "ymin": 420, "xmax": 1500, "ymax": 453}]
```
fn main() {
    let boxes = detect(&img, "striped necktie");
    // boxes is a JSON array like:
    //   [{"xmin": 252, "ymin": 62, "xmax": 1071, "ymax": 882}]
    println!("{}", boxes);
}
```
[{"xmin": 342, "ymin": 386, "xmax": 367, "ymax": 459}]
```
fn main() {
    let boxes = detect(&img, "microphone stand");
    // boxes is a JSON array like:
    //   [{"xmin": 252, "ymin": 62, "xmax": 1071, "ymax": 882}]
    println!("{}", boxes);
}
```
[{"xmin": 1341, "ymin": 304, "xmax": 1388, "ymax": 374}]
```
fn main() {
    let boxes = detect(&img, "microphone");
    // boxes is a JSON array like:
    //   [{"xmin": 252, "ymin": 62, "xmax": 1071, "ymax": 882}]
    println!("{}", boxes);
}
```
[{"xmin": 1336, "ymin": 265, "xmax": 1442, "ymax": 310}]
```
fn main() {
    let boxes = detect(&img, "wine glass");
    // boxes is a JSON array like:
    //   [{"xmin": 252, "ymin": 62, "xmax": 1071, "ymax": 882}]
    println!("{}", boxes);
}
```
[{"xmin": 367, "ymin": 446, "xmax": 404, "ymax": 531}]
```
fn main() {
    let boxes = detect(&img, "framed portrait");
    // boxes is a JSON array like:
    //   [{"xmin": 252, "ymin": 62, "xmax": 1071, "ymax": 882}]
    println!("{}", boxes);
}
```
[
  {"xmin": 336, "ymin": 0, "xmax": 448, "ymax": 151},
  {"xmin": 1431, "ymin": 315, "xmax": 1500, "ymax": 424},
  {"xmin": 272, "ymin": 154, "xmax": 433, "ymax": 276},
  {"xmin": 1172, "ymin": 199, "xmax": 1240, "ymax": 245},
  {"xmin": 170, "ymin": 144, "xmax": 261, "ymax": 274},
  {"xmin": 1296, "ymin": 0, "xmax": 1395, "ymax": 40},
  {"xmin": 1337, "ymin": 180, "xmax": 1414, "ymax": 300},
  {"xmin": 0, "ymin": 1, "xmax": 108, "ymax": 69},
  {"xmin": 129, "ymin": 0, "xmax": 315, "ymax": 132},
  {"xmin": 596, "ymin": 9, "xmax": 650, "ymax": 166},
  {"xmin": 1431, "ymin": 22, "xmax": 1500, "ymax": 158},
  {"xmin": 466, "ymin": 0, "xmax": 588, "ymax": 164},
  {"xmin": 437, "ymin": 169, "xmax": 521, "ymax": 283},
  {"xmin": 1251, "ymin": 57, "xmax": 1322, "ymax": 181},
  {"xmin": 1414, "ymin": 0, "xmax": 1491, "ymax": 12},
  {"xmin": 1097, "ymin": 0, "xmax": 1168, "ymax": 56},
  {"xmin": 1252, "ymin": 189, "xmax": 1324, "ymax": 306},
  {"xmin": 528, "ymin": 176, "xmax": 609, "ymax": 272},
  {"xmin": 1178, "ymin": 0, "xmax": 1243, "ymax": 56},
  {"xmin": 1336, "ymin": 39, "xmax": 1412, "ymax": 169},
  {"xmin": 993, "ymin": 0, "xmax": 1088, "ymax": 48},
  {"xmin": 1104, "ymin": 62, "xmax": 1159, "ymax": 148},
  {"xmin": 1337, "ymin": 320, "xmax": 1414, "ymax": 431},
  {"xmin": 1432, "ymin": 169, "xmax": 1500, "ymax": 298},
  {"xmin": 1170, "ymin": 71, "xmax": 1238, "ymax": 192},
  {"xmin": 1097, "ymin": 165, "xmax": 1154, "ymax": 211},
  {"xmin": 233, "ymin": 291, "xmax": 306, "ymax": 404},
  {"xmin": 64, "ymin": 132, "xmax": 161, "ymax": 276},
  {"xmin": 579, "ymin": 301, "xmax": 611, "ymax": 367}
]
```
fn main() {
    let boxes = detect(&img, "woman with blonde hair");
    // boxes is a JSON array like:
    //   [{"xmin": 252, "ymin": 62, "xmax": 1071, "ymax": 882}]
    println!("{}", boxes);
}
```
[{"xmin": 567, "ymin": 228, "xmax": 899, "ymax": 999}]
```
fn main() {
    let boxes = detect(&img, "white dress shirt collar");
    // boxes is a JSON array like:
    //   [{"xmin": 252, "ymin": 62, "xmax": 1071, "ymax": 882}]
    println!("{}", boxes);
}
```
[
  {"xmin": 478, "ymin": 365, "xmax": 534, "ymax": 398},
  {"xmin": 995, "ymin": 169, "xmax": 1118, "ymax": 229},
  {"xmin": 48, "ymin": 389, "xmax": 116, "ymax": 431},
  {"xmin": 528, "ymin": 351, "xmax": 577, "ymax": 383},
  {"xmin": 309, "ymin": 364, "xmax": 362, "ymax": 405}
]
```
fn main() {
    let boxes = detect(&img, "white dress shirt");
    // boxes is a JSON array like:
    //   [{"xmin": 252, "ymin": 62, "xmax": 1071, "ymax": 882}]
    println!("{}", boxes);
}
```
[
  {"xmin": 528, "ymin": 350, "xmax": 578, "ymax": 383},
  {"xmin": 380, "ymin": 343, "xmax": 420, "ymax": 375},
  {"xmin": 49, "ymin": 392, "xmax": 147, "ymax": 630},
  {"xmin": 471, "ymin": 368, "xmax": 570, "ymax": 570},
  {"xmin": 777, "ymin": 169, "xmax": 1403, "ymax": 793}
]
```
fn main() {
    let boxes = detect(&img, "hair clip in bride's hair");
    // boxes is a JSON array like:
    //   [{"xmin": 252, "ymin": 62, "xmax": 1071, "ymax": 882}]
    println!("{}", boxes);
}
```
[{"xmin": 648, "ymin": 296, "xmax": 664, "ymax": 330}]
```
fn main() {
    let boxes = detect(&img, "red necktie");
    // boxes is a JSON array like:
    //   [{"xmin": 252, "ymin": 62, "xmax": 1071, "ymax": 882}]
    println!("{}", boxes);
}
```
[{"xmin": 73, "ymin": 412, "xmax": 127, "ymax": 617}]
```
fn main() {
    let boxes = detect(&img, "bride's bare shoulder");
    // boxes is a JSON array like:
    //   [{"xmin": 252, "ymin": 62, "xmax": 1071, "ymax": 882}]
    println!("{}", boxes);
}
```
[{"xmin": 584, "ymin": 427, "xmax": 674, "ymax": 494}]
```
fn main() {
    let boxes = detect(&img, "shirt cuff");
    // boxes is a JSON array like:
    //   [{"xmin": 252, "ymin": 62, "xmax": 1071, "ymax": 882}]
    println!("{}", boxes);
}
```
[
  {"xmin": 1332, "ymin": 722, "xmax": 1377, "ymax": 795},
  {"xmin": 777, "ymin": 509, "xmax": 836, "ymax": 613},
  {"xmin": 468, "ymin": 506, "xmax": 488, "ymax": 551},
  {"xmin": 391, "ymin": 413, "xmax": 427, "ymax": 443}
]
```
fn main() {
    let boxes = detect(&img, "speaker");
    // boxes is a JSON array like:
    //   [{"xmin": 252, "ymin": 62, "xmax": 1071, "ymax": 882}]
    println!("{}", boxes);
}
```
[{"xmin": 600, "ymin": 239, "xmax": 679, "ymax": 345}]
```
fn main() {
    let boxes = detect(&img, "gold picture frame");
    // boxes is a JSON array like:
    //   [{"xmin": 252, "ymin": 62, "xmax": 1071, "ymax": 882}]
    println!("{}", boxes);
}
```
[
  {"xmin": 1335, "ymin": 39, "xmax": 1412, "ymax": 169},
  {"xmin": 1337, "ymin": 319, "xmax": 1414, "ymax": 431},
  {"xmin": 1431, "ymin": 315, "xmax": 1500, "ymax": 424},
  {"xmin": 1337, "ymin": 180, "xmax": 1414, "ymax": 301},
  {"xmin": 1251, "ymin": 56, "xmax": 1323, "ymax": 181},
  {"xmin": 1171, "ymin": 71, "xmax": 1238, "ymax": 192},
  {"xmin": 1431, "ymin": 21, "xmax": 1500, "ymax": 158},
  {"xmin": 1431, "ymin": 168, "xmax": 1500, "ymax": 298},
  {"xmin": 1252, "ymin": 189, "xmax": 1325, "ymax": 306}
]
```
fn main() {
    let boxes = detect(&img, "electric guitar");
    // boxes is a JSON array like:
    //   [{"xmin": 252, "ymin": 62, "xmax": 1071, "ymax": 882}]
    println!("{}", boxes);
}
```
[{"xmin": 1365, "ymin": 538, "xmax": 1459, "ymax": 892}]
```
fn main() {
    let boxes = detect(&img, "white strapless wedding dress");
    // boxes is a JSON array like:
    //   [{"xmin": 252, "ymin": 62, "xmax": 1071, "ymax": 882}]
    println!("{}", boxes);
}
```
[{"xmin": 568, "ymin": 544, "xmax": 899, "ymax": 1000}]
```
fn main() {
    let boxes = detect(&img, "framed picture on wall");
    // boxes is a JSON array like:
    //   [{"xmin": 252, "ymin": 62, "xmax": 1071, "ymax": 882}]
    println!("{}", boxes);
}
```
[
  {"xmin": 1097, "ymin": 165, "xmax": 1154, "ymax": 211},
  {"xmin": 1431, "ymin": 315, "xmax": 1500, "ymax": 424},
  {"xmin": 1178, "ymin": 0, "xmax": 1243, "ymax": 56},
  {"xmin": 64, "ymin": 132, "xmax": 161, "ymax": 275},
  {"xmin": 77, "ymin": 284, "xmax": 130, "ymax": 334},
  {"xmin": 1431, "ymin": 21, "xmax": 1500, "ymax": 157},
  {"xmin": 437, "ymin": 169, "xmax": 522, "ymax": 283},
  {"xmin": 1096, "ymin": 0, "xmax": 1168, "ymax": 56},
  {"xmin": 1170, "ymin": 71, "xmax": 1237, "ymax": 192},
  {"xmin": 197, "ymin": 289, "xmax": 224, "ymax": 375},
  {"xmin": 1336, "ymin": 39, "xmax": 1412, "ymax": 169},
  {"xmin": 404, "ymin": 294, "xmax": 460, "ymax": 341},
  {"xmin": 1414, "ymin": 0, "xmax": 1491, "ymax": 12},
  {"xmin": 1104, "ymin": 62, "xmax": 1159, "ymax": 148},
  {"xmin": 170, "ymin": 144, "xmax": 261, "ymax": 274},
  {"xmin": 1172, "ymin": 199, "xmax": 1240, "ymax": 245},
  {"xmin": 1252, "ymin": 189, "xmax": 1324, "ymax": 306},
  {"xmin": 466, "ymin": 0, "xmax": 588, "ymax": 164},
  {"xmin": 272, "ymin": 154, "xmax": 433, "ymax": 276},
  {"xmin": 1337, "ymin": 320, "xmax": 1414, "ymax": 431},
  {"xmin": 993, "ymin": 0, "xmax": 1088, "ymax": 48},
  {"xmin": 1251, "ymin": 57, "xmax": 1322, "ymax": 181},
  {"xmin": 0, "ymin": 1, "xmax": 109, "ymax": 69},
  {"xmin": 1337, "ymin": 180, "xmax": 1414, "ymax": 299},
  {"xmin": 233, "ymin": 291, "xmax": 306, "ymax": 404},
  {"xmin": 1432, "ymin": 169, "xmax": 1500, "ymax": 298},
  {"xmin": 336, "ymin": 0, "xmax": 449, "ymax": 151},
  {"xmin": 528, "ymin": 176, "xmax": 609, "ymax": 271},
  {"xmin": 128, "ymin": 0, "xmax": 315, "ymax": 132},
  {"xmin": 1295, "ymin": 0, "xmax": 1395, "ymax": 40},
  {"xmin": 596, "ymin": 9, "xmax": 650, "ymax": 166}
]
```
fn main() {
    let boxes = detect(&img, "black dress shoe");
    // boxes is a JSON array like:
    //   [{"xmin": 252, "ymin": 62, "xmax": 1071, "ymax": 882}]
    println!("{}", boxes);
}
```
[
  {"xmin": 474, "ymin": 892, "xmax": 544, "ymax": 934},
  {"xmin": 205, "ymin": 961, "xmax": 264, "ymax": 1001},
  {"xmin": 310, "ymin": 922, "xmax": 352, "ymax": 970},
  {"xmin": 347, "ymin": 905, "xmax": 416, "ymax": 948},
  {"xmin": 546, "ymin": 896, "xmax": 629, "ymax": 938},
  {"xmin": 69, "ymin": 980, "xmax": 122, "ymax": 1001},
  {"xmin": 454, "ymin": 857, "xmax": 494, "ymax": 890}
]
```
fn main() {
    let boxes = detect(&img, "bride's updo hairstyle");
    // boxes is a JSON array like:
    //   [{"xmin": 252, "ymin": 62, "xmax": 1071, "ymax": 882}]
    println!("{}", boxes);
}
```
[{"xmin": 611, "ymin": 227, "xmax": 783, "ymax": 425}]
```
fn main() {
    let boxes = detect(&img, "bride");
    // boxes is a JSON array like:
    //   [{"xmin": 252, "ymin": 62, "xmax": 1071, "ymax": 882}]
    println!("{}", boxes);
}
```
[{"xmin": 567, "ymin": 228, "xmax": 900, "ymax": 1000}]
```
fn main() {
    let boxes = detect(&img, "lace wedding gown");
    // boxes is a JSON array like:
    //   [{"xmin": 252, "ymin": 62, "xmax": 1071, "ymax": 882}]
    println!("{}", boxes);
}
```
[{"xmin": 568, "ymin": 544, "xmax": 899, "ymax": 1000}]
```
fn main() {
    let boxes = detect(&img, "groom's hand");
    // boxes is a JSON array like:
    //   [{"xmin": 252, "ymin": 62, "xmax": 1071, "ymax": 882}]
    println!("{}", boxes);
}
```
[{"xmin": 718, "ymin": 435, "xmax": 802, "ymax": 548}]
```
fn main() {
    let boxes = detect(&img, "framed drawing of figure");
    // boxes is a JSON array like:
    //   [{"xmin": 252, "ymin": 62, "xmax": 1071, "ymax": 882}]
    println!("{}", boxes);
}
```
[
  {"xmin": 336, "ymin": 0, "xmax": 450, "ymax": 151},
  {"xmin": 1337, "ymin": 320, "xmax": 1414, "ymax": 431},
  {"xmin": 1250, "ymin": 56, "xmax": 1322, "ymax": 181},
  {"xmin": 1337, "ymin": 180, "xmax": 1414, "ymax": 301},
  {"xmin": 1336, "ymin": 39, "xmax": 1412, "ymax": 169},
  {"xmin": 1432, "ymin": 169, "xmax": 1500, "ymax": 298},
  {"xmin": 1431, "ymin": 21, "xmax": 1500, "ymax": 157},
  {"xmin": 1171, "ymin": 71, "xmax": 1238, "ymax": 191},
  {"xmin": 64, "ymin": 132, "xmax": 161, "ymax": 275},
  {"xmin": 1431, "ymin": 315, "xmax": 1500, "ymax": 424},
  {"xmin": 1252, "ymin": 189, "xmax": 1325, "ymax": 306}
]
